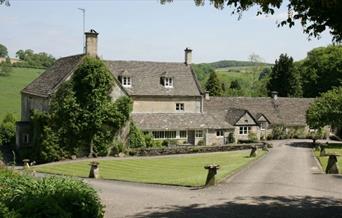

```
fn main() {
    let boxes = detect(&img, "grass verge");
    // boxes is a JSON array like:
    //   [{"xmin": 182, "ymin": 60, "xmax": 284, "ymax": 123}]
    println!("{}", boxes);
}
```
[
  {"xmin": 314, "ymin": 143, "xmax": 342, "ymax": 173},
  {"xmin": 35, "ymin": 150, "xmax": 266, "ymax": 187}
]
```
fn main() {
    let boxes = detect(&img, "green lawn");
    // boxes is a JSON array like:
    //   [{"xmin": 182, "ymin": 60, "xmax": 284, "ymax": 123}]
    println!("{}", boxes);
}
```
[
  {"xmin": 314, "ymin": 143, "xmax": 342, "ymax": 173},
  {"xmin": 0, "ymin": 67, "xmax": 43, "ymax": 120},
  {"xmin": 35, "ymin": 150, "xmax": 265, "ymax": 187}
]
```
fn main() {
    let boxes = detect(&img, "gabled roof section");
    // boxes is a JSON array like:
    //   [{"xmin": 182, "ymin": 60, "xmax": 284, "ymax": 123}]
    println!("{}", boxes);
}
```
[
  {"xmin": 255, "ymin": 113, "xmax": 270, "ymax": 123},
  {"xmin": 225, "ymin": 108, "xmax": 258, "ymax": 126},
  {"xmin": 204, "ymin": 97, "xmax": 314, "ymax": 126},
  {"xmin": 104, "ymin": 60, "xmax": 202, "ymax": 97},
  {"xmin": 21, "ymin": 54, "xmax": 85, "ymax": 97}
]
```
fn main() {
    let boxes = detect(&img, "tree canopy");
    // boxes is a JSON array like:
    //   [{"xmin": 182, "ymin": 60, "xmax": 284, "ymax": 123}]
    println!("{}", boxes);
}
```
[
  {"xmin": 14, "ymin": 49, "xmax": 55, "ymax": 69},
  {"xmin": 306, "ymin": 87, "xmax": 342, "ymax": 130},
  {"xmin": 298, "ymin": 45, "xmax": 342, "ymax": 98},
  {"xmin": 267, "ymin": 53, "xmax": 302, "ymax": 97},
  {"xmin": 161, "ymin": 0, "xmax": 342, "ymax": 41},
  {"xmin": 205, "ymin": 71, "xmax": 223, "ymax": 96},
  {"xmin": 0, "ymin": 44, "xmax": 8, "ymax": 58}
]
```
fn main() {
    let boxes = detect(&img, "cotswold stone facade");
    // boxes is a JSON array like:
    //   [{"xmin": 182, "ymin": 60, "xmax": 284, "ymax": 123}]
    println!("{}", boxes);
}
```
[{"xmin": 16, "ymin": 30, "xmax": 314, "ymax": 148}]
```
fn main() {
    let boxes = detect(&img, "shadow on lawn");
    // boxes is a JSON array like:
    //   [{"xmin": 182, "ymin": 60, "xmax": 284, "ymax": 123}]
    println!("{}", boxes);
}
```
[
  {"xmin": 133, "ymin": 195, "xmax": 342, "ymax": 218},
  {"xmin": 288, "ymin": 142, "xmax": 314, "ymax": 148}
]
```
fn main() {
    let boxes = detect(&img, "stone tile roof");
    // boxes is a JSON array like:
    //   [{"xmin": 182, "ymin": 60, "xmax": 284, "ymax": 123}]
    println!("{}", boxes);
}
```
[
  {"xmin": 132, "ymin": 113, "xmax": 234, "ymax": 130},
  {"xmin": 104, "ymin": 60, "xmax": 202, "ymax": 97},
  {"xmin": 225, "ymin": 108, "xmax": 250, "ymax": 125},
  {"xmin": 204, "ymin": 97, "xmax": 314, "ymax": 127},
  {"xmin": 21, "ymin": 54, "xmax": 85, "ymax": 97}
]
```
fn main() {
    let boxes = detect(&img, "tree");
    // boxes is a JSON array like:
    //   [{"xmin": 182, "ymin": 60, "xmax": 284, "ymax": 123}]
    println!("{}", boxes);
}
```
[
  {"xmin": 306, "ymin": 87, "xmax": 342, "ymax": 130},
  {"xmin": 0, "ymin": 113, "xmax": 16, "ymax": 146},
  {"xmin": 205, "ymin": 71, "xmax": 223, "ymax": 96},
  {"xmin": 0, "ymin": 44, "xmax": 8, "ymax": 58},
  {"xmin": 267, "ymin": 54, "xmax": 302, "ymax": 97},
  {"xmin": 230, "ymin": 79, "xmax": 241, "ymax": 90},
  {"xmin": 161, "ymin": 0, "xmax": 342, "ymax": 41},
  {"xmin": 299, "ymin": 45, "xmax": 342, "ymax": 98},
  {"xmin": 14, "ymin": 49, "xmax": 55, "ymax": 68}
]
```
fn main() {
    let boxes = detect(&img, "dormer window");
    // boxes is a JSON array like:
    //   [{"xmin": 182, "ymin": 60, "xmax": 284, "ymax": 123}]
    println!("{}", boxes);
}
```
[
  {"xmin": 121, "ymin": 76, "xmax": 131, "ymax": 87},
  {"xmin": 164, "ymin": 77, "xmax": 173, "ymax": 88}
]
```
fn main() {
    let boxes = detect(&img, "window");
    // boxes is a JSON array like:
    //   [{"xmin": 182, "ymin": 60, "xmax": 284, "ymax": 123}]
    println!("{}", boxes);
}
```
[
  {"xmin": 176, "ymin": 103, "xmax": 184, "ymax": 112},
  {"xmin": 164, "ymin": 77, "xmax": 173, "ymax": 88},
  {"xmin": 260, "ymin": 122, "xmax": 266, "ymax": 130},
  {"xmin": 195, "ymin": 130, "xmax": 203, "ymax": 138},
  {"xmin": 239, "ymin": 126, "xmax": 251, "ymax": 135},
  {"xmin": 152, "ymin": 131, "xmax": 176, "ymax": 139},
  {"xmin": 216, "ymin": 130, "xmax": 224, "ymax": 137},
  {"xmin": 23, "ymin": 134, "xmax": 30, "ymax": 144},
  {"xmin": 121, "ymin": 76, "xmax": 131, "ymax": 87},
  {"xmin": 180, "ymin": 130, "xmax": 187, "ymax": 138}
]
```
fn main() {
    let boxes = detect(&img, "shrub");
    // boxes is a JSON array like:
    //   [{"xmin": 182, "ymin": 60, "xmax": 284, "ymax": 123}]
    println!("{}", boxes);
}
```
[
  {"xmin": 0, "ymin": 113, "xmax": 16, "ymax": 146},
  {"xmin": 271, "ymin": 125, "xmax": 287, "ymax": 139},
  {"xmin": 197, "ymin": 140, "xmax": 205, "ymax": 146},
  {"xmin": 228, "ymin": 132, "xmax": 235, "ymax": 143},
  {"xmin": 0, "ymin": 168, "xmax": 104, "ymax": 218},
  {"xmin": 248, "ymin": 132, "xmax": 258, "ymax": 142},
  {"xmin": 144, "ymin": 133, "xmax": 154, "ymax": 148},
  {"xmin": 162, "ymin": 140, "xmax": 169, "ymax": 147},
  {"xmin": 128, "ymin": 123, "xmax": 145, "ymax": 148}
]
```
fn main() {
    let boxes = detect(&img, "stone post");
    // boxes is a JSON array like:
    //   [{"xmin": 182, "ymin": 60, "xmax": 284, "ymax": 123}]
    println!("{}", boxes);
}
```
[
  {"xmin": 325, "ymin": 154, "xmax": 340, "ymax": 174},
  {"xmin": 89, "ymin": 161, "xmax": 100, "ymax": 179},
  {"xmin": 250, "ymin": 146, "xmax": 257, "ymax": 157},
  {"xmin": 204, "ymin": 164, "xmax": 220, "ymax": 186},
  {"xmin": 320, "ymin": 146, "xmax": 326, "ymax": 156},
  {"xmin": 22, "ymin": 159, "xmax": 30, "ymax": 170}
]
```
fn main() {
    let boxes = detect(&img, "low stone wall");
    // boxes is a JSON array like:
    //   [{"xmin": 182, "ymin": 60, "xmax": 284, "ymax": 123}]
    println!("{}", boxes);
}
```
[{"xmin": 129, "ymin": 142, "xmax": 268, "ymax": 156}]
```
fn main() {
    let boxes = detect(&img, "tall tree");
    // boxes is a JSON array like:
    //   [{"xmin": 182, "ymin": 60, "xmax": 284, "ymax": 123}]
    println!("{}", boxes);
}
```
[
  {"xmin": 299, "ymin": 45, "xmax": 342, "ymax": 98},
  {"xmin": 161, "ymin": 0, "xmax": 342, "ymax": 41},
  {"xmin": 267, "ymin": 54, "xmax": 302, "ymax": 97},
  {"xmin": 0, "ymin": 44, "xmax": 8, "ymax": 58},
  {"xmin": 306, "ymin": 87, "xmax": 342, "ymax": 132},
  {"xmin": 205, "ymin": 71, "xmax": 223, "ymax": 96}
]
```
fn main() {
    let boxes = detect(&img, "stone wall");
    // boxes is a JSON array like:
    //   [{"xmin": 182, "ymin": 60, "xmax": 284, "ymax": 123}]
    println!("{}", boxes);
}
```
[
  {"xmin": 21, "ymin": 94, "xmax": 49, "ymax": 121},
  {"xmin": 132, "ymin": 96, "xmax": 202, "ymax": 113}
]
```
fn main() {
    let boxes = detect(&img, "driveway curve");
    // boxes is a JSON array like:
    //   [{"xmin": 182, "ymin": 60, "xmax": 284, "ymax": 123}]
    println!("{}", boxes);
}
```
[{"xmin": 87, "ymin": 140, "xmax": 342, "ymax": 218}]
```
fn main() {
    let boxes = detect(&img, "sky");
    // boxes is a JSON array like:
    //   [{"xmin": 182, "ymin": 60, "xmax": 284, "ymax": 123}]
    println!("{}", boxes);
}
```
[{"xmin": 0, "ymin": 0, "xmax": 333, "ymax": 63}]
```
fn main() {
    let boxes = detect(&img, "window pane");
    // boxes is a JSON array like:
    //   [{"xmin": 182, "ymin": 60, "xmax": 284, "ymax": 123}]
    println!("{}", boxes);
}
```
[{"xmin": 180, "ymin": 131, "xmax": 187, "ymax": 138}]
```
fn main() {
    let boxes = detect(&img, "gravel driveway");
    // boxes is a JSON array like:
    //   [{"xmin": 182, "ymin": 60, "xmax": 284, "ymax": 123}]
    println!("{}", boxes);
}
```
[{"xmin": 87, "ymin": 140, "xmax": 342, "ymax": 218}]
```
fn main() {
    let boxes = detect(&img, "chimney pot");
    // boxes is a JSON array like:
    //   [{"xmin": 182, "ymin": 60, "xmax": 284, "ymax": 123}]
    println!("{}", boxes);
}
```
[
  {"xmin": 85, "ymin": 29, "xmax": 99, "ymax": 57},
  {"xmin": 184, "ymin": 47, "xmax": 192, "ymax": 65}
]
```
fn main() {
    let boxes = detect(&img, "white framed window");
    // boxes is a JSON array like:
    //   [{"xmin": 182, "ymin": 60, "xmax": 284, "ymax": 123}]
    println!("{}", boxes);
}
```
[
  {"xmin": 164, "ymin": 77, "xmax": 173, "ymax": 88},
  {"xmin": 152, "ymin": 131, "xmax": 176, "ymax": 139},
  {"xmin": 180, "ymin": 130, "xmax": 187, "ymax": 138},
  {"xmin": 239, "ymin": 126, "xmax": 251, "ymax": 135},
  {"xmin": 121, "ymin": 76, "xmax": 131, "ymax": 87},
  {"xmin": 195, "ymin": 130, "xmax": 203, "ymax": 138},
  {"xmin": 23, "ymin": 134, "xmax": 30, "ymax": 144},
  {"xmin": 260, "ymin": 122, "xmax": 266, "ymax": 130},
  {"xmin": 216, "ymin": 130, "xmax": 224, "ymax": 137},
  {"xmin": 176, "ymin": 103, "xmax": 184, "ymax": 112}
]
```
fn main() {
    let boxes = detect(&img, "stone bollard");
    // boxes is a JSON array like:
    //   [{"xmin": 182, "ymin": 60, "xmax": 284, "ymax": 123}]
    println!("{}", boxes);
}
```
[
  {"xmin": 325, "ymin": 154, "xmax": 340, "ymax": 174},
  {"xmin": 89, "ymin": 161, "xmax": 100, "ymax": 179},
  {"xmin": 250, "ymin": 146, "xmax": 257, "ymax": 157},
  {"xmin": 204, "ymin": 164, "xmax": 220, "ymax": 186},
  {"xmin": 22, "ymin": 159, "xmax": 30, "ymax": 170}
]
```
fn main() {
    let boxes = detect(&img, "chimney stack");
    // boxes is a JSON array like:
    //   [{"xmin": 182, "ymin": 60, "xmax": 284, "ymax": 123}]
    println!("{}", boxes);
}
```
[
  {"xmin": 271, "ymin": 91, "xmax": 278, "ymax": 100},
  {"xmin": 184, "ymin": 47, "xmax": 192, "ymax": 65},
  {"xmin": 85, "ymin": 29, "xmax": 99, "ymax": 57},
  {"xmin": 205, "ymin": 91, "xmax": 210, "ymax": 100}
]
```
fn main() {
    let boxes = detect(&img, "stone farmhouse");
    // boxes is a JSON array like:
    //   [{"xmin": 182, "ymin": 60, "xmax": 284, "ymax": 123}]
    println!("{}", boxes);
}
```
[{"xmin": 16, "ymin": 30, "xmax": 314, "ymax": 148}]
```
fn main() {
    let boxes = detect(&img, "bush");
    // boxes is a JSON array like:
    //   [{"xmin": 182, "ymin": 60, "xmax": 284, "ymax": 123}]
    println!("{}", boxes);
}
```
[
  {"xmin": 271, "ymin": 125, "xmax": 287, "ymax": 139},
  {"xmin": 197, "ymin": 140, "xmax": 205, "ymax": 146},
  {"xmin": 228, "ymin": 132, "xmax": 235, "ymax": 143},
  {"xmin": 162, "ymin": 140, "xmax": 169, "ymax": 147},
  {"xmin": 0, "ymin": 168, "xmax": 104, "ymax": 218},
  {"xmin": 128, "ymin": 123, "xmax": 145, "ymax": 148},
  {"xmin": 248, "ymin": 132, "xmax": 258, "ymax": 142},
  {"xmin": 0, "ymin": 113, "xmax": 16, "ymax": 146}
]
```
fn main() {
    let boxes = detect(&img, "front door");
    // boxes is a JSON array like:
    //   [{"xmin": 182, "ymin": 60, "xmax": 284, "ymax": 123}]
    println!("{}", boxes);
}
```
[{"xmin": 188, "ymin": 130, "xmax": 195, "ymax": 145}]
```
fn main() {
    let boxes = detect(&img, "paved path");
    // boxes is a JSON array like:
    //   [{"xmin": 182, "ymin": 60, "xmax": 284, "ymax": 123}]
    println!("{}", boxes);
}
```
[{"xmin": 88, "ymin": 140, "xmax": 342, "ymax": 218}]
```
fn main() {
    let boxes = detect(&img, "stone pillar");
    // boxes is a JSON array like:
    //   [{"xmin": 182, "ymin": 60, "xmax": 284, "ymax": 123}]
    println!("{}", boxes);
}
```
[
  {"xmin": 204, "ymin": 164, "xmax": 220, "ymax": 186},
  {"xmin": 89, "ymin": 161, "xmax": 100, "ymax": 179},
  {"xmin": 22, "ymin": 159, "xmax": 30, "ymax": 170},
  {"xmin": 326, "ymin": 154, "xmax": 339, "ymax": 174}
]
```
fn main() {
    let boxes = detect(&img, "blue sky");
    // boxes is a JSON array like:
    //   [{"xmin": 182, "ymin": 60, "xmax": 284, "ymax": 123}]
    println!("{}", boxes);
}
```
[{"xmin": 0, "ymin": 0, "xmax": 333, "ymax": 63}]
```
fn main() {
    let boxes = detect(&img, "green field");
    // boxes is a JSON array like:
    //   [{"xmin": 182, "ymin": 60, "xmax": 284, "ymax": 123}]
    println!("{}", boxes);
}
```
[
  {"xmin": 314, "ymin": 143, "xmax": 342, "ymax": 173},
  {"xmin": 35, "ymin": 150, "xmax": 265, "ymax": 187},
  {"xmin": 0, "ymin": 67, "xmax": 43, "ymax": 120}
]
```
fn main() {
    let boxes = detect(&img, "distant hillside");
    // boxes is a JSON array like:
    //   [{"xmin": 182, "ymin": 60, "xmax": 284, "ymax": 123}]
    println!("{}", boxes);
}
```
[{"xmin": 205, "ymin": 60, "xmax": 272, "ymax": 69}]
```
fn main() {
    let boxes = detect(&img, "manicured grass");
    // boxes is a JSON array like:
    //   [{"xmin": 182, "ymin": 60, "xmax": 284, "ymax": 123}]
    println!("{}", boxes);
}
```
[
  {"xmin": 314, "ymin": 143, "xmax": 342, "ymax": 173},
  {"xmin": 35, "ymin": 150, "xmax": 265, "ymax": 187},
  {"xmin": 0, "ymin": 67, "xmax": 43, "ymax": 120}
]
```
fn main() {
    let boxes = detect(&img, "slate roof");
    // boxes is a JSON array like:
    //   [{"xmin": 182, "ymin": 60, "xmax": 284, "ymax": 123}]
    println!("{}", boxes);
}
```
[
  {"xmin": 225, "ymin": 108, "xmax": 251, "ymax": 125},
  {"xmin": 132, "ymin": 113, "xmax": 234, "ymax": 130},
  {"xmin": 21, "ymin": 54, "xmax": 85, "ymax": 97},
  {"xmin": 104, "ymin": 60, "xmax": 202, "ymax": 97},
  {"xmin": 204, "ymin": 97, "xmax": 314, "ymax": 127}
]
